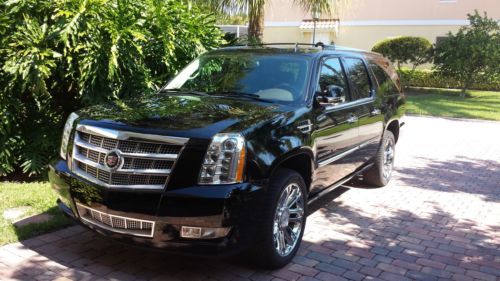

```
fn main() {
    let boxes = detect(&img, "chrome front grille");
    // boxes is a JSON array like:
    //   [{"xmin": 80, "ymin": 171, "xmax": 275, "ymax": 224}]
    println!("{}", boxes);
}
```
[
  {"xmin": 76, "ymin": 203, "xmax": 155, "ymax": 237},
  {"xmin": 71, "ymin": 124, "xmax": 189, "ymax": 190}
]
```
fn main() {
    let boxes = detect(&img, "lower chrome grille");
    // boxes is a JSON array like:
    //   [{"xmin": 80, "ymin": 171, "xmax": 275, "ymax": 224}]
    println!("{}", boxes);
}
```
[
  {"xmin": 76, "ymin": 203, "xmax": 155, "ymax": 237},
  {"xmin": 71, "ymin": 124, "xmax": 189, "ymax": 190}
]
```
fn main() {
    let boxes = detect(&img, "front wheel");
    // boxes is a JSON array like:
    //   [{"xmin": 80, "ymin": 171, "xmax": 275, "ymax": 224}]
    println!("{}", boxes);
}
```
[
  {"xmin": 250, "ymin": 168, "xmax": 307, "ymax": 268},
  {"xmin": 363, "ymin": 131, "xmax": 396, "ymax": 187}
]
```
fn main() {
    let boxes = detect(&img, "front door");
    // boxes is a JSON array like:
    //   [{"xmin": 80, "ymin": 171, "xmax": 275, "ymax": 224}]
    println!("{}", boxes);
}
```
[{"xmin": 311, "ymin": 57, "xmax": 359, "ymax": 195}]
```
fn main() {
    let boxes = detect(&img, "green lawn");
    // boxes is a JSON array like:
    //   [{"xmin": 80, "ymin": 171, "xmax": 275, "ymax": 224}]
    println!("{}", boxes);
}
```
[
  {"xmin": 405, "ymin": 88, "xmax": 500, "ymax": 121},
  {"xmin": 0, "ymin": 182, "xmax": 71, "ymax": 245}
]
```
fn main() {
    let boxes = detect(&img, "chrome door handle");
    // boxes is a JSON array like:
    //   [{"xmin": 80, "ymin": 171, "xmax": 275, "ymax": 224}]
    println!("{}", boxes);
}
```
[
  {"xmin": 347, "ymin": 116, "xmax": 358, "ymax": 123},
  {"xmin": 371, "ymin": 109, "xmax": 381, "ymax": 115}
]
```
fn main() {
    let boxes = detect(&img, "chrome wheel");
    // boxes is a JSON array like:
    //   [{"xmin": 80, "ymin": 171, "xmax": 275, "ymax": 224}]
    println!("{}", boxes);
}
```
[
  {"xmin": 383, "ymin": 138, "xmax": 394, "ymax": 180},
  {"xmin": 273, "ymin": 183, "xmax": 304, "ymax": 257}
]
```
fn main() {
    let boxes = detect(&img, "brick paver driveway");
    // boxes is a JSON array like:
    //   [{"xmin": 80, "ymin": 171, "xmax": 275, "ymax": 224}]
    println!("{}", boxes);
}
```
[{"xmin": 1, "ymin": 116, "xmax": 499, "ymax": 281}]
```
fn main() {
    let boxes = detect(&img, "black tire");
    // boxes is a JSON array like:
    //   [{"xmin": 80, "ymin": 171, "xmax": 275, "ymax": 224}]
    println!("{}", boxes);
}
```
[
  {"xmin": 363, "ymin": 131, "xmax": 396, "ymax": 187},
  {"xmin": 249, "ymin": 168, "xmax": 307, "ymax": 269}
]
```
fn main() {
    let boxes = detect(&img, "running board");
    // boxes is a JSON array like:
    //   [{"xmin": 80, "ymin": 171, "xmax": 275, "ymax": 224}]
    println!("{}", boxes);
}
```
[{"xmin": 307, "ymin": 162, "xmax": 374, "ymax": 205}]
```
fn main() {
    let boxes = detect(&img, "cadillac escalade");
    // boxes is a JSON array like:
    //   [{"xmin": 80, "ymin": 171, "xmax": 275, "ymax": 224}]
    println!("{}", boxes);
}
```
[{"xmin": 49, "ymin": 43, "xmax": 406, "ymax": 268}]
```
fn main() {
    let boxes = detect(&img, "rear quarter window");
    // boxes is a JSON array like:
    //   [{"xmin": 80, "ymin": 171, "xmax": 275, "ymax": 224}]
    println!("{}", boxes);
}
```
[
  {"xmin": 368, "ymin": 58, "xmax": 401, "ymax": 93},
  {"xmin": 343, "ymin": 57, "xmax": 372, "ymax": 100}
]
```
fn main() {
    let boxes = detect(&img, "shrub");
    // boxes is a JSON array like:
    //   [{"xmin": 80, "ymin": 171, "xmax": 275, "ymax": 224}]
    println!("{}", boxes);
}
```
[
  {"xmin": 434, "ymin": 11, "xmax": 500, "ymax": 93},
  {"xmin": 399, "ymin": 69, "xmax": 500, "ymax": 91},
  {"xmin": 372, "ymin": 36, "xmax": 433, "ymax": 71},
  {"xmin": 0, "ymin": 0, "xmax": 223, "ymax": 177}
]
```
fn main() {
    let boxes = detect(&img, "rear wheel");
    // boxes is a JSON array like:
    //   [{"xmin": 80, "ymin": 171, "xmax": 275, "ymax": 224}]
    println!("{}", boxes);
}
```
[
  {"xmin": 363, "ymin": 131, "xmax": 395, "ymax": 187},
  {"xmin": 250, "ymin": 168, "xmax": 307, "ymax": 268}
]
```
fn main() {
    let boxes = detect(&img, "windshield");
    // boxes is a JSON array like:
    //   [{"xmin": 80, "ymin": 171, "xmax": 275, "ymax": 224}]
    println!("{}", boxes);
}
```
[{"xmin": 164, "ymin": 52, "xmax": 311, "ymax": 104}]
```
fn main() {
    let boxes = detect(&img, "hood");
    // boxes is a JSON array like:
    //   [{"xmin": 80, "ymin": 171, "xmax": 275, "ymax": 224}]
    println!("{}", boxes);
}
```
[{"xmin": 76, "ymin": 94, "xmax": 287, "ymax": 139}]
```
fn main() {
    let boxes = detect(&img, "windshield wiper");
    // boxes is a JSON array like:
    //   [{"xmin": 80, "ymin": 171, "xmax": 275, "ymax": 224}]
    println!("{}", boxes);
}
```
[
  {"xmin": 158, "ymin": 88, "xmax": 209, "ymax": 96},
  {"xmin": 212, "ymin": 90, "xmax": 273, "ymax": 103}
]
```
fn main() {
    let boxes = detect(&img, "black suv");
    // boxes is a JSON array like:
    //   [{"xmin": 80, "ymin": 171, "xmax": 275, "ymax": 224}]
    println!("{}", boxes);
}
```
[{"xmin": 49, "ymin": 44, "xmax": 405, "ymax": 268}]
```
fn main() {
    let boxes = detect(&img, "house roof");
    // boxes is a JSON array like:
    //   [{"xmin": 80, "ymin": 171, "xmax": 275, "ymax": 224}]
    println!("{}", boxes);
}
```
[{"xmin": 299, "ymin": 19, "xmax": 340, "ymax": 30}]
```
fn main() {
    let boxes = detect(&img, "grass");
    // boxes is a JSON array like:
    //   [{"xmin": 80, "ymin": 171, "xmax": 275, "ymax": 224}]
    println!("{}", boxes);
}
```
[
  {"xmin": 405, "ymin": 88, "xmax": 500, "ymax": 121},
  {"xmin": 0, "ymin": 181, "xmax": 72, "ymax": 245}
]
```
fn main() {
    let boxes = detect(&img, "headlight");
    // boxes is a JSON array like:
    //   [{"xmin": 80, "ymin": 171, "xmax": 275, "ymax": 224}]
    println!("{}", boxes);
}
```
[
  {"xmin": 60, "ymin": 112, "xmax": 79, "ymax": 160},
  {"xmin": 198, "ymin": 133, "xmax": 246, "ymax": 185}
]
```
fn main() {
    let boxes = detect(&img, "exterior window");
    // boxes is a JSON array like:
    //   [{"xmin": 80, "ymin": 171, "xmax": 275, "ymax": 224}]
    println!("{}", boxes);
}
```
[
  {"xmin": 343, "ymin": 58, "xmax": 372, "ymax": 100},
  {"xmin": 317, "ymin": 57, "xmax": 350, "ymax": 104},
  {"xmin": 369, "ymin": 62, "xmax": 398, "ymax": 95}
]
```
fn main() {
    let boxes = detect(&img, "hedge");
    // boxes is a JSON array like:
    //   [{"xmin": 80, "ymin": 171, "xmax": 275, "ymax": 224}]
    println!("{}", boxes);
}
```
[{"xmin": 398, "ymin": 69, "xmax": 500, "ymax": 91}]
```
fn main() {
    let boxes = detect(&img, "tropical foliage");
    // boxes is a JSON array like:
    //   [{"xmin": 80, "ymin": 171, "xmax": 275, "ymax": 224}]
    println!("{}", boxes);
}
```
[
  {"xmin": 372, "ymin": 36, "xmax": 433, "ymax": 71},
  {"xmin": 198, "ymin": 0, "xmax": 350, "ymax": 41},
  {"xmin": 433, "ymin": 11, "xmax": 500, "ymax": 93},
  {"xmin": 0, "ymin": 0, "xmax": 224, "ymax": 177}
]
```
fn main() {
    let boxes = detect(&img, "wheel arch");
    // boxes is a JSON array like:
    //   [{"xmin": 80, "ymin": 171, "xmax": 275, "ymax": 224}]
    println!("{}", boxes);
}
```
[
  {"xmin": 386, "ymin": 119, "xmax": 400, "ymax": 143},
  {"xmin": 268, "ymin": 148, "xmax": 314, "ymax": 193}
]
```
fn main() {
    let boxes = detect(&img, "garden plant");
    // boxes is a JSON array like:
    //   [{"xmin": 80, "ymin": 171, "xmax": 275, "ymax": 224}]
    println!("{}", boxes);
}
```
[{"xmin": 0, "ymin": 0, "xmax": 224, "ymax": 177}]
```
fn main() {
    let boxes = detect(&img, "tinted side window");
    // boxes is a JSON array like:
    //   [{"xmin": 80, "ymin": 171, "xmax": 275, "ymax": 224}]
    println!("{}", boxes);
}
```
[
  {"xmin": 317, "ymin": 58, "xmax": 350, "ymax": 104},
  {"xmin": 343, "ymin": 58, "xmax": 372, "ymax": 100},
  {"xmin": 369, "ymin": 61, "xmax": 398, "ymax": 94},
  {"xmin": 369, "ymin": 62, "xmax": 388, "ymax": 86}
]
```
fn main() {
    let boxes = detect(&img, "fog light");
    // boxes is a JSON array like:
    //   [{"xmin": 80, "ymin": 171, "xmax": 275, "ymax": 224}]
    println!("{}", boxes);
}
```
[{"xmin": 180, "ymin": 226, "xmax": 231, "ymax": 239}]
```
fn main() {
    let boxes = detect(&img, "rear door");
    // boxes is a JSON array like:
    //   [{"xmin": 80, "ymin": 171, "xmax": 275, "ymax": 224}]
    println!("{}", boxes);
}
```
[
  {"xmin": 342, "ymin": 57, "xmax": 384, "ymax": 167},
  {"xmin": 311, "ymin": 56, "xmax": 360, "ymax": 195}
]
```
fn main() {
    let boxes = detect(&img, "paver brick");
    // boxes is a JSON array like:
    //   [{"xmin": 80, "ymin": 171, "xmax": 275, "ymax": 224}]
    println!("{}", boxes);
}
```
[
  {"xmin": 306, "ymin": 252, "xmax": 334, "ymax": 263},
  {"xmin": 379, "ymin": 272, "xmax": 411, "ymax": 281},
  {"xmin": 342, "ymin": 270, "xmax": 365, "ymax": 281},
  {"xmin": 288, "ymin": 264, "xmax": 318, "ymax": 277},
  {"xmin": 314, "ymin": 263, "xmax": 346, "ymax": 275},
  {"xmin": 376, "ymin": 262, "xmax": 406, "ymax": 275},
  {"xmin": 391, "ymin": 259, "xmax": 421, "ymax": 271},
  {"xmin": 359, "ymin": 266, "xmax": 381, "ymax": 277},
  {"xmin": 405, "ymin": 270, "xmax": 438, "ymax": 281},
  {"xmin": 315, "ymin": 272, "xmax": 347, "ymax": 281},
  {"xmin": 415, "ymin": 258, "xmax": 446, "ymax": 270},
  {"xmin": 451, "ymin": 274, "xmax": 474, "ymax": 281},
  {"xmin": 465, "ymin": 269, "xmax": 497, "ymax": 281}
]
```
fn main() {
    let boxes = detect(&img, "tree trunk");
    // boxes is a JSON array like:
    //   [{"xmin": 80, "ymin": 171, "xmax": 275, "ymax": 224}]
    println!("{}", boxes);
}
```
[
  {"xmin": 460, "ymin": 79, "xmax": 470, "ymax": 98},
  {"xmin": 247, "ymin": 2, "xmax": 264, "ymax": 43}
]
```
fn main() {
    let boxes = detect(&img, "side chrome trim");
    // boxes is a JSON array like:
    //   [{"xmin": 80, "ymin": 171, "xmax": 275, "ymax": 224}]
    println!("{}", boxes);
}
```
[
  {"xmin": 76, "ymin": 124, "xmax": 189, "ymax": 145},
  {"xmin": 317, "ymin": 139, "xmax": 373, "ymax": 167}
]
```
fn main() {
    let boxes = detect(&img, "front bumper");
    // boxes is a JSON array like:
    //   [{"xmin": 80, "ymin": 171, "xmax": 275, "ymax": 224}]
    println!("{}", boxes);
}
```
[{"xmin": 48, "ymin": 160, "xmax": 265, "ymax": 257}]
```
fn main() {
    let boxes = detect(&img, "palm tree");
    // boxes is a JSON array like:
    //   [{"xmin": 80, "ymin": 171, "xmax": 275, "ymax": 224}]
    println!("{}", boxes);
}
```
[{"xmin": 197, "ymin": 0, "xmax": 348, "ymax": 42}]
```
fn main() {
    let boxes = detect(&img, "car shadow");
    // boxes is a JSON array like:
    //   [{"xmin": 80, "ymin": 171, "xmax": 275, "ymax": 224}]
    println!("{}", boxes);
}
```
[{"xmin": 395, "ymin": 156, "xmax": 500, "ymax": 202}]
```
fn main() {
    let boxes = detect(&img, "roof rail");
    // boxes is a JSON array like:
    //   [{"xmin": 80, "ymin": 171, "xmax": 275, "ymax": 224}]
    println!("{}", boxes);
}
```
[{"xmin": 244, "ymin": 42, "xmax": 337, "ymax": 52}]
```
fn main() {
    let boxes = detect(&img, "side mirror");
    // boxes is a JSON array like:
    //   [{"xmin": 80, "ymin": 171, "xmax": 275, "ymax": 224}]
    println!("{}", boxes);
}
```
[{"xmin": 315, "ymin": 85, "xmax": 344, "ymax": 106}]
